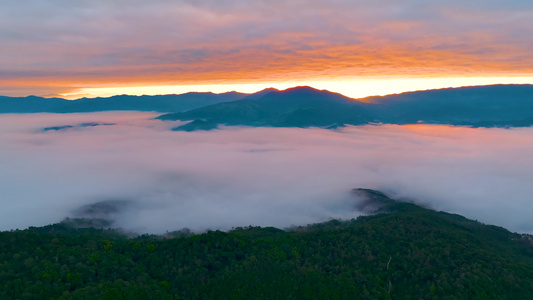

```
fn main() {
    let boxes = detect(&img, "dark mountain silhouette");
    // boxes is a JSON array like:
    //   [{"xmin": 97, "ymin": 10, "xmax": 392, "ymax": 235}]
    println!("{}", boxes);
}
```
[
  {"xmin": 157, "ymin": 84, "xmax": 533, "ymax": 130},
  {"xmin": 3, "ymin": 84, "xmax": 533, "ymax": 129},
  {"xmin": 0, "ymin": 95, "xmax": 70, "ymax": 113},
  {"xmin": 0, "ymin": 92, "xmax": 246, "ymax": 113},
  {"xmin": 363, "ymin": 84, "xmax": 533, "ymax": 126},
  {"xmin": 158, "ymin": 86, "xmax": 373, "ymax": 130}
]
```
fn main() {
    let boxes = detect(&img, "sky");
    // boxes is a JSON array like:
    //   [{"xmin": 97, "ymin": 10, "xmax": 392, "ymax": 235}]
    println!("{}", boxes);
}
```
[
  {"xmin": 1, "ymin": 0, "xmax": 533, "ymax": 98},
  {"xmin": 2, "ymin": 112, "xmax": 533, "ymax": 234}
]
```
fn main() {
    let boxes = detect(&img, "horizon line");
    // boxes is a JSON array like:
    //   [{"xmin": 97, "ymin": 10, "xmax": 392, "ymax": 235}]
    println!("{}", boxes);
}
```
[{"xmin": 5, "ymin": 77, "xmax": 533, "ymax": 101}]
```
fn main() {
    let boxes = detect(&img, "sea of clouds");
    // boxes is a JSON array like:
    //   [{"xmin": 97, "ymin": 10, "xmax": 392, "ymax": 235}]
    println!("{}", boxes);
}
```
[{"xmin": 1, "ymin": 112, "xmax": 533, "ymax": 234}]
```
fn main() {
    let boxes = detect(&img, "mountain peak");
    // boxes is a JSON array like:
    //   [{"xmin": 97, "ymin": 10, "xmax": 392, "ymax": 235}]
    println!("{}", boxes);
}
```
[
  {"xmin": 282, "ymin": 86, "xmax": 322, "ymax": 93},
  {"xmin": 244, "ymin": 88, "xmax": 280, "ymax": 100},
  {"xmin": 257, "ymin": 87, "xmax": 279, "ymax": 93}
]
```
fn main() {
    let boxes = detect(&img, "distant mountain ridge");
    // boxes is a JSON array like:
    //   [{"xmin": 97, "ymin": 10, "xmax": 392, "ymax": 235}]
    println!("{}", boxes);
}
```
[
  {"xmin": 363, "ymin": 84, "xmax": 533, "ymax": 126},
  {"xmin": 158, "ymin": 84, "xmax": 533, "ymax": 130},
  {"xmin": 158, "ymin": 86, "xmax": 373, "ymax": 130},
  {"xmin": 0, "ymin": 91, "xmax": 247, "ymax": 113},
  {"xmin": 3, "ymin": 84, "xmax": 533, "ymax": 129}
]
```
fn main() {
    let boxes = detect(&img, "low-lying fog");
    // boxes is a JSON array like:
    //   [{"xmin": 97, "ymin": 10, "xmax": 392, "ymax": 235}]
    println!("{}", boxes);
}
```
[{"xmin": 2, "ymin": 112, "xmax": 533, "ymax": 234}]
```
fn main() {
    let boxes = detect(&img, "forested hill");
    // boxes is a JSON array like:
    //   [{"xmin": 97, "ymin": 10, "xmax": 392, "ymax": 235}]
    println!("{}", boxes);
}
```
[{"xmin": 2, "ymin": 189, "xmax": 533, "ymax": 299}]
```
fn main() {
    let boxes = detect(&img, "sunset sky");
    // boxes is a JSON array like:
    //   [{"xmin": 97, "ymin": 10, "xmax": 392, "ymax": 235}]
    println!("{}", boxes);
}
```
[{"xmin": 1, "ymin": 0, "xmax": 532, "ymax": 99}]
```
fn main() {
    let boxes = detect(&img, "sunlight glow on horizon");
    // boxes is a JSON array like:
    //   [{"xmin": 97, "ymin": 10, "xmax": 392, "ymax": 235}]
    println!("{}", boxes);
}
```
[
  {"xmin": 3, "ymin": 2, "xmax": 533, "ymax": 99},
  {"xmin": 57, "ymin": 76, "xmax": 533, "ymax": 100}
]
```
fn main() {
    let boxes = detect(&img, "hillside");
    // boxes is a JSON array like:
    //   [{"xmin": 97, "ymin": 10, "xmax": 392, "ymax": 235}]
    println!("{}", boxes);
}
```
[{"xmin": 2, "ymin": 189, "xmax": 533, "ymax": 299}]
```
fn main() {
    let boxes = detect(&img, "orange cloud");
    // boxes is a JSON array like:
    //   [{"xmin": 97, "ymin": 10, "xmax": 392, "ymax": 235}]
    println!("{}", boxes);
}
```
[{"xmin": 0, "ymin": 1, "xmax": 532, "ymax": 97}]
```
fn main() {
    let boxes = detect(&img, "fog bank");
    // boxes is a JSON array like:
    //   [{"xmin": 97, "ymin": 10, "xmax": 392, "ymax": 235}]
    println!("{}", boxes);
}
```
[{"xmin": 1, "ymin": 112, "xmax": 533, "ymax": 234}]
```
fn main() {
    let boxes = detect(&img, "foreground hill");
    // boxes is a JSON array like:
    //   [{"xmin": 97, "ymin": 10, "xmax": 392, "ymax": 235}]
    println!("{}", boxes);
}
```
[
  {"xmin": 0, "ymin": 92, "xmax": 246, "ymax": 113},
  {"xmin": 157, "ymin": 84, "xmax": 533, "ymax": 130},
  {"xmin": 1, "ymin": 189, "xmax": 533, "ymax": 299}
]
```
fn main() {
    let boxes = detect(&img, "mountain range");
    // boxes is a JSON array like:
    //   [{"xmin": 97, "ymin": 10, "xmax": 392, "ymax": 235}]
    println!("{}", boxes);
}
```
[
  {"xmin": 158, "ymin": 84, "xmax": 533, "ymax": 130},
  {"xmin": 0, "ymin": 91, "xmax": 246, "ymax": 113},
  {"xmin": 2, "ymin": 84, "xmax": 533, "ymax": 130}
]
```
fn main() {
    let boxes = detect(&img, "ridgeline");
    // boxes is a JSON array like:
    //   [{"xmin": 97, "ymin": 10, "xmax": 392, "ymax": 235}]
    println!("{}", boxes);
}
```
[{"xmin": 3, "ymin": 85, "xmax": 533, "ymax": 130}]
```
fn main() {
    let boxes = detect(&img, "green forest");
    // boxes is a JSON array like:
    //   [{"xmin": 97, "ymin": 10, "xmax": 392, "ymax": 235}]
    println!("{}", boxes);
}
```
[{"xmin": 2, "ymin": 189, "xmax": 533, "ymax": 299}]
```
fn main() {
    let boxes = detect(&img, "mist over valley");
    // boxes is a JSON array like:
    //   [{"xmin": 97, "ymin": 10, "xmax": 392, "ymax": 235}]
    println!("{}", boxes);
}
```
[{"xmin": 2, "ymin": 109, "xmax": 533, "ymax": 234}]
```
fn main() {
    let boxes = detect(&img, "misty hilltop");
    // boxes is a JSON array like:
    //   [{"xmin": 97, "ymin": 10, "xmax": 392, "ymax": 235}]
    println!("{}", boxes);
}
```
[
  {"xmin": 3, "ymin": 189, "xmax": 533, "ymax": 299},
  {"xmin": 158, "ymin": 84, "xmax": 533, "ymax": 130}
]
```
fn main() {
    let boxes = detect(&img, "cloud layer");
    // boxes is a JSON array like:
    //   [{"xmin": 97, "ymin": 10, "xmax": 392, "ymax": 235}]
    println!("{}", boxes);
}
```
[
  {"xmin": 1, "ymin": 1, "xmax": 532, "ymax": 96},
  {"xmin": 2, "ymin": 112, "xmax": 533, "ymax": 234}
]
